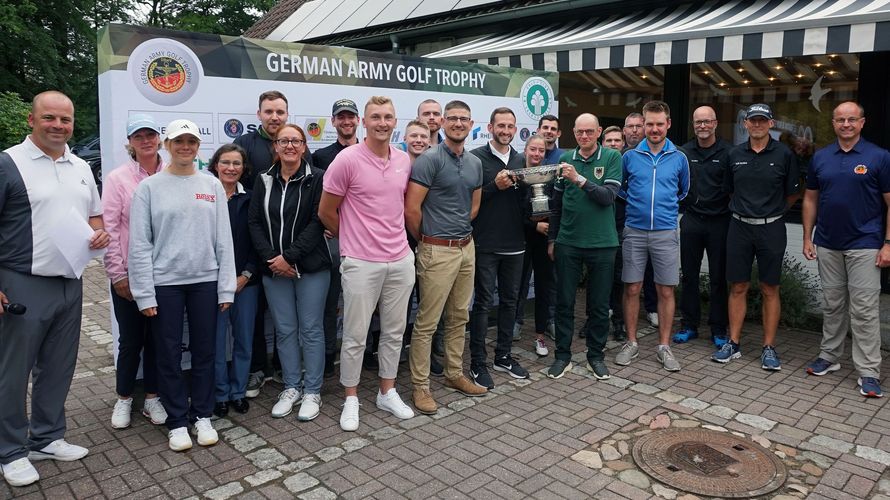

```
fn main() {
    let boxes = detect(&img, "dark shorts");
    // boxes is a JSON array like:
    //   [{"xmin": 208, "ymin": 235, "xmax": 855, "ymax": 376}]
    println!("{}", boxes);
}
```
[{"xmin": 726, "ymin": 216, "xmax": 786, "ymax": 285}]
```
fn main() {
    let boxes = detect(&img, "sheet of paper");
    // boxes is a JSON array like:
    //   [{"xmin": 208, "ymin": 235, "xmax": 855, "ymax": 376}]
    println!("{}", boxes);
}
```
[{"xmin": 50, "ymin": 207, "xmax": 105, "ymax": 279}]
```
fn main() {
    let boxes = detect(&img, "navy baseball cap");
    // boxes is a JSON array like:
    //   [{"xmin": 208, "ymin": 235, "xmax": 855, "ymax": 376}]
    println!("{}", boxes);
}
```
[
  {"xmin": 745, "ymin": 103, "xmax": 773, "ymax": 120},
  {"xmin": 332, "ymin": 99, "xmax": 358, "ymax": 116}
]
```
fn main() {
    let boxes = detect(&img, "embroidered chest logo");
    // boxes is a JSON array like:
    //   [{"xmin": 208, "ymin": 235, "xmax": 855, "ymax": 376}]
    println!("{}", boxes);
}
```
[
  {"xmin": 854, "ymin": 164, "xmax": 868, "ymax": 175},
  {"xmin": 195, "ymin": 193, "xmax": 216, "ymax": 202},
  {"xmin": 593, "ymin": 166, "xmax": 605, "ymax": 179}
]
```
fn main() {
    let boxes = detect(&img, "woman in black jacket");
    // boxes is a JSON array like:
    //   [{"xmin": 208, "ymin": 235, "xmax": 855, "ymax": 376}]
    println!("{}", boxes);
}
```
[
  {"xmin": 209, "ymin": 144, "xmax": 259, "ymax": 418},
  {"xmin": 248, "ymin": 124, "xmax": 330, "ymax": 422}
]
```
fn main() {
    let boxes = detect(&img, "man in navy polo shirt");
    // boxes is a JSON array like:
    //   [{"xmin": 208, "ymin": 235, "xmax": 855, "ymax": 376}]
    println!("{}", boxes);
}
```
[
  {"xmin": 802, "ymin": 101, "xmax": 890, "ymax": 398},
  {"xmin": 714, "ymin": 103, "xmax": 799, "ymax": 370}
]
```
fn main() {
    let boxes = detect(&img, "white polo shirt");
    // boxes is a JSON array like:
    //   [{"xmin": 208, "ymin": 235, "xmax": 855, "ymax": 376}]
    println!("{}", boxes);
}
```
[{"xmin": 2, "ymin": 136, "xmax": 102, "ymax": 278}]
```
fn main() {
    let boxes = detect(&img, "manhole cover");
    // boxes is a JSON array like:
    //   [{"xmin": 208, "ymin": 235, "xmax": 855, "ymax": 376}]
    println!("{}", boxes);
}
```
[{"xmin": 632, "ymin": 428, "xmax": 787, "ymax": 497}]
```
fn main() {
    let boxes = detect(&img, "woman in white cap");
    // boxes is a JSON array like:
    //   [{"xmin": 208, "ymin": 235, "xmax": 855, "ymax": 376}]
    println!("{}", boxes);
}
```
[
  {"xmin": 102, "ymin": 114, "xmax": 168, "ymax": 429},
  {"xmin": 128, "ymin": 119, "xmax": 236, "ymax": 451}
]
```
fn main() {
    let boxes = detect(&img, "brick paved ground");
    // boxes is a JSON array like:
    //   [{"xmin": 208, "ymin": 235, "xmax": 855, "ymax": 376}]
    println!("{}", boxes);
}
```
[{"xmin": 4, "ymin": 259, "xmax": 890, "ymax": 499}]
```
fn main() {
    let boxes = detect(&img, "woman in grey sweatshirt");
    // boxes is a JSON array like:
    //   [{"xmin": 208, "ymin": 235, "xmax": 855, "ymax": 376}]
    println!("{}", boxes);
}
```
[{"xmin": 128, "ymin": 119, "xmax": 236, "ymax": 452}]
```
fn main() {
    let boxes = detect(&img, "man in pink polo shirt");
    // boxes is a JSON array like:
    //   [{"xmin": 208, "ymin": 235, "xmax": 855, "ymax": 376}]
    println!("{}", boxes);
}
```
[{"xmin": 319, "ymin": 96, "xmax": 416, "ymax": 431}]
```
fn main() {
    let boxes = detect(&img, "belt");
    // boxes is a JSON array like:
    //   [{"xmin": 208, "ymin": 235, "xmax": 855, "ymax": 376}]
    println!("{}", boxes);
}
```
[
  {"xmin": 420, "ymin": 234, "xmax": 473, "ymax": 247},
  {"xmin": 732, "ymin": 213, "xmax": 782, "ymax": 225}
]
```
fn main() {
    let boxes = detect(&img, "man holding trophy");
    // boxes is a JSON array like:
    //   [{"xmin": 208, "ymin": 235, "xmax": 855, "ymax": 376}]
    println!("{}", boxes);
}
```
[{"xmin": 542, "ymin": 113, "xmax": 622, "ymax": 380}]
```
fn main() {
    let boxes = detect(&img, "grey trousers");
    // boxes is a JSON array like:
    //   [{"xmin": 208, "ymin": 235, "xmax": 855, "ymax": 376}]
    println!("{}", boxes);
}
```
[
  {"xmin": 0, "ymin": 268, "xmax": 82, "ymax": 464},
  {"xmin": 816, "ymin": 247, "xmax": 882, "ymax": 378}
]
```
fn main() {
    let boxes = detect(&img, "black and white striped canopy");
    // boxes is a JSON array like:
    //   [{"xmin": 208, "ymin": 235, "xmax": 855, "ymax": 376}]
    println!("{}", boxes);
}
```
[{"xmin": 427, "ymin": 0, "xmax": 890, "ymax": 70}]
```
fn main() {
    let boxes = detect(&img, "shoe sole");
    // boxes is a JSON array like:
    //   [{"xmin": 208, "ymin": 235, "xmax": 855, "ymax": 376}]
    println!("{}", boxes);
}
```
[
  {"xmin": 547, "ymin": 362, "xmax": 573, "ymax": 379},
  {"xmin": 672, "ymin": 334, "xmax": 697, "ymax": 344},
  {"xmin": 413, "ymin": 405, "xmax": 438, "ymax": 415},
  {"xmin": 586, "ymin": 363, "xmax": 611, "ymax": 380},
  {"xmin": 536, "ymin": 350, "xmax": 549, "ymax": 357},
  {"xmin": 661, "ymin": 363, "xmax": 681, "ymax": 372},
  {"xmin": 169, "ymin": 441, "xmax": 192, "ymax": 452},
  {"xmin": 493, "ymin": 364, "xmax": 529, "ymax": 379},
  {"xmin": 445, "ymin": 383, "xmax": 488, "ymax": 397},
  {"xmin": 377, "ymin": 403, "xmax": 415, "ymax": 420},
  {"xmin": 142, "ymin": 410, "xmax": 166, "ymax": 425},
  {"xmin": 861, "ymin": 389, "xmax": 884, "ymax": 398},
  {"xmin": 806, "ymin": 364, "xmax": 840, "ymax": 376},
  {"xmin": 761, "ymin": 364, "xmax": 782, "ymax": 371},
  {"xmin": 28, "ymin": 449, "xmax": 88, "ymax": 462},
  {"xmin": 196, "ymin": 436, "xmax": 218, "ymax": 446},
  {"xmin": 111, "ymin": 421, "xmax": 130, "ymax": 429},
  {"xmin": 713, "ymin": 352, "xmax": 742, "ymax": 363}
]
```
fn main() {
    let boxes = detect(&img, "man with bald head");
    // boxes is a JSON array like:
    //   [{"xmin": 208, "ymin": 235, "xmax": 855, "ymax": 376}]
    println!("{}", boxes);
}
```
[
  {"xmin": 673, "ymin": 106, "xmax": 732, "ymax": 347},
  {"xmin": 546, "ymin": 113, "xmax": 622, "ymax": 380},
  {"xmin": 0, "ymin": 91, "xmax": 109, "ymax": 486},
  {"xmin": 803, "ymin": 101, "xmax": 890, "ymax": 398},
  {"xmin": 616, "ymin": 101, "xmax": 689, "ymax": 372}
]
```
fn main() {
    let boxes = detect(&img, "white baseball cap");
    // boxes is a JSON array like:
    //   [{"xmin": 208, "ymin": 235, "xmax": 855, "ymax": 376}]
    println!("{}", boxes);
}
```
[{"xmin": 165, "ymin": 119, "xmax": 201, "ymax": 141}]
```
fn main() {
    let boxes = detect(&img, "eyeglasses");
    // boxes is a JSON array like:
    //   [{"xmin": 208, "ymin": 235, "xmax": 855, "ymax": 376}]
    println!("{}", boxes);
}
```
[
  {"xmin": 444, "ymin": 116, "xmax": 471, "ymax": 123},
  {"xmin": 276, "ymin": 138, "xmax": 305, "ymax": 147},
  {"xmin": 833, "ymin": 117, "xmax": 863, "ymax": 124},
  {"xmin": 574, "ymin": 129, "xmax": 597, "ymax": 136},
  {"xmin": 693, "ymin": 119, "xmax": 716, "ymax": 126}
]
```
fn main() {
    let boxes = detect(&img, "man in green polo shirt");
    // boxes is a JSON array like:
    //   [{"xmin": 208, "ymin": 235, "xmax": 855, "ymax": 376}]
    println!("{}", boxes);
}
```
[{"xmin": 547, "ymin": 113, "xmax": 622, "ymax": 380}]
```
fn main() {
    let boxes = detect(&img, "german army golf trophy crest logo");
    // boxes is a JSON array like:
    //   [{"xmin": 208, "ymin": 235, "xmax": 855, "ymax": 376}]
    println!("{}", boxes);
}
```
[
  {"xmin": 129, "ymin": 38, "xmax": 203, "ymax": 106},
  {"xmin": 520, "ymin": 77, "xmax": 554, "ymax": 121}
]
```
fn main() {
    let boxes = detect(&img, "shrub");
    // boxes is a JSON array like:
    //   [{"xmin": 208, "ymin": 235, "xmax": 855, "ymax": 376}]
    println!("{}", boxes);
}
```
[
  {"xmin": 0, "ymin": 92, "xmax": 30, "ymax": 150},
  {"xmin": 745, "ymin": 255, "xmax": 820, "ymax": 328}
]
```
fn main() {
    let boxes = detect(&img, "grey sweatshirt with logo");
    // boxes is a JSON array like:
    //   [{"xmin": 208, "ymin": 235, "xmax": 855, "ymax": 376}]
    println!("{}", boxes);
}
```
[{"xmin": 128, "ymin": 170, "xmax": 237, "ymax": 311}]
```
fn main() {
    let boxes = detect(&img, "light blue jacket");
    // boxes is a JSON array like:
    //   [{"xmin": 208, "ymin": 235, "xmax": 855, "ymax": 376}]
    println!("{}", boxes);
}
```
[{"xmin": 619, "ymin": 138, "xmax": 690, "ymax": 230}]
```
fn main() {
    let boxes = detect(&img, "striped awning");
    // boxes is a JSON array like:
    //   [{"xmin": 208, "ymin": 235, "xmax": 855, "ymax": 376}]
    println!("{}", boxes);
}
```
[{"xmin": 427, "ymin": 0, "xmax": 890, "ymax": 71}]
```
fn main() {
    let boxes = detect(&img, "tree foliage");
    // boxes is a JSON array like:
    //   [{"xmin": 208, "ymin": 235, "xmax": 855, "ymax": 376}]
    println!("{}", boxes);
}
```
[
  {"xmin": 0, "ymin": 92, "xmax": 32, "ymax": 150},
  {"xmin": 0, "ymin": 0, "xmax": 272, "ymax": 142}
]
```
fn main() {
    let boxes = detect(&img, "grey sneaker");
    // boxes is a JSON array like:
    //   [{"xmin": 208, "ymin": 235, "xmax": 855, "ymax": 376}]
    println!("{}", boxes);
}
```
[
  {"xmin": 587, "ymin": 360, "xmax": 611, "ymax": 380},
  {"xmin": 615, "ymin": 342, "xmax": 639, "ymax": 366},
  {"xmin": 657, "ymin": 345, "xmax": 681, "ymax": 372},
  {"xmin": 245, "ymin": 371, "xmax": 265, "ymax": 398},
  {"xmin": 512, "ymin": 322, "xmax": 522, "ymax": 340}
]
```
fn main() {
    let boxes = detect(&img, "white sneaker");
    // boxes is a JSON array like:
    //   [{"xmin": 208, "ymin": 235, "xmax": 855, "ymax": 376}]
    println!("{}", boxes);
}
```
[
  {"xmin": 142, "ymin": 397, "xmax": 167, "ymax": 425},
  {"xmin": 28, "ymin": 439, "xmax": 88, "ymax": 462},
  {"xmin": 0, "ymin": 457, "xmax": 39, "ymax": 487},
  {"xmin": 192, "ymin": 418, "xmax": 218, "ymax": 446},
  {"xmin": 340, "ymin": 396, "xmax": 360, "ymax": 431},
  {"xmin": 535, "ymin": 338, "xmax": 549, "ymax": 357},
  {"xmin": 272, "ymin": 388, "xmax": 302, "ymax": 418},
  {"xmin": 111, "ymin": 398, "xmax": 133, "ymax": 429},
  {"xmin": 647, "ymin": 312, "xmax": 659, "ymax": 327},
  {"xmin": 297, "ymin": 393, "xmax": 322, "ymax": 421},
  {"xmin": 376, "ymin": 388, "xmax": 414, "ymax": 419},
  {"xmin": 168, "ymin": 427, "xmax": 192, "ymax": 451}
]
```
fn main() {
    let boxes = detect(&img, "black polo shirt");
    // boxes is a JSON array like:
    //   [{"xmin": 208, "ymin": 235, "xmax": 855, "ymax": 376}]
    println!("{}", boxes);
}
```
[
  {"xmin": 681, "ymin": 138, "xmax": 731, "ymax": 217},
  {"xmin": 312, "ymin": 140, "xmax": 354, "ymax": 171},
  {"xmin": 725, "ymin": 138, "xmax": 799, "ymax": 218}
]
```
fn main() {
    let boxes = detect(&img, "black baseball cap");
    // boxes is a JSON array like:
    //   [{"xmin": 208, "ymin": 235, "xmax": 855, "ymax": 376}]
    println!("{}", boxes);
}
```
[
  {"xmin": 332, "ymin": 99, "xmax": 358, "ymax": 116},
  {"xmin": 745, "ymin": 103, "xmax": 773, "ymax": 120}
]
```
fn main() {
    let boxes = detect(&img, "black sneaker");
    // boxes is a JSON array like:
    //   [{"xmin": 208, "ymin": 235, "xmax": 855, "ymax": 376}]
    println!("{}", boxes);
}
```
[
  {"xmin": 547, "ymin": 359, "xmax": 573, "ymax": 379},
  {"xmin": 493, "ymin": 355, "xmax": 529, "ymax": 379},
  {"xmin": 212, "ymin": 402, "xmax": 228, "ymax": 420},
  {"xmin": 470, "ymin": 365, "xmax": 495, "ymax": 389},
  {"xmin": 587, "ymin": 360, "xmax": 611, "ymax": 380},
  {"xmin": 612, "ymin": 322, "xmax": 627, "ymax": 342},
  {"xmin": 432, "ymin": 333, "xmax": 445, "ymax": 357},
  {"xmin": 430, "ymin": 355, "xmax": 444, "ymax": 377},
  {"xmin": 363, "ymin": 352, "xmax": 379, "ymax": 370}
]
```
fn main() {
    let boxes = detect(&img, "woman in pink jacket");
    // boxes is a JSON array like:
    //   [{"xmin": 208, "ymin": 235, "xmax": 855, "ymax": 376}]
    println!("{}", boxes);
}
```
[{"xmin": 102, "ymin": 115, "xmax": 168, "ymax": 429}]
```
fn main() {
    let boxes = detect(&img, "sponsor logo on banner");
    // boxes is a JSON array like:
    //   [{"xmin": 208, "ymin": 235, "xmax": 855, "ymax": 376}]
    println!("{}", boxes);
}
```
[
  {"xmin": 305, "ymin": 119, "xmax": 326, "ymax": 140},
  {"xmin": 223, "ymin": 118, "xmax": 244, "ymax": 138},
  {"xmin": 519, "ymin": 128, "xmax": 531, "ymax": 141},
  {"xmin": 520, "ymin": 77, "xmax": 554, "ymax": 121},
  {"xmin": 854, "ymin": 164, "xmax": 868, "ymax": 175},
  {"xmin": 128, "ymin": 38, "xmax": 203, "ymax": 106}
]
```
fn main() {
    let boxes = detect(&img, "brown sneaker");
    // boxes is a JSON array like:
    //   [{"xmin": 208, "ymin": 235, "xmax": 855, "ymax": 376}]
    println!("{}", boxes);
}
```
[
  {"xmin": 444, "ymin": 375, "xmax": 488, "ymax": 397},
  {"xmin": 412, "ymin": 387, "xmax": 438, "ymax": 415}
]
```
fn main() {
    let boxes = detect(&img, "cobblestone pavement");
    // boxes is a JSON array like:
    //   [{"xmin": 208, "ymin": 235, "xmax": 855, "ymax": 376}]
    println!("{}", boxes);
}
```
[{"xmin": 4, "ymin": 260, "xmax": 890, "ymax": 499}]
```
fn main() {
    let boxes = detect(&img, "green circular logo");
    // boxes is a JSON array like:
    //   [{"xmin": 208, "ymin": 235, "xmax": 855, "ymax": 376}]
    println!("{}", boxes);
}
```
[{"xmin": 521, "ymin": 77, "xmax": 554, "ymax": 120}]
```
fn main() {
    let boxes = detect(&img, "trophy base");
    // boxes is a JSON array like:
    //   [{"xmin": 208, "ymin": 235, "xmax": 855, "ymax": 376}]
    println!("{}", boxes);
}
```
[{"xmin": 531, "ymin": 209, "xmax": 554, "ymax": 219}]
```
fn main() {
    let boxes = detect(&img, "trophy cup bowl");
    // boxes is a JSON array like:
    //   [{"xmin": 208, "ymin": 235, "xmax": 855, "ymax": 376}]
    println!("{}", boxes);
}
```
[{"xmin": 509, "ymin": 164, "xmax": 561, "ymax": 217}]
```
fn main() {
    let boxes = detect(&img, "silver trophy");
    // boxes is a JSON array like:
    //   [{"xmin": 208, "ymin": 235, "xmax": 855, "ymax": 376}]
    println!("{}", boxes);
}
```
[{"xmin": 509, "ymin": 164, "xmax": 561, "ymax": 217}]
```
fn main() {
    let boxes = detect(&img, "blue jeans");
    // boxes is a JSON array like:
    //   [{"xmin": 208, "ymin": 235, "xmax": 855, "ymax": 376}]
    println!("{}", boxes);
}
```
[
  {"xmin": 215, "ymin": 284, "xmax": 259, "ymax": 401},
  {"xmin": 263, "ymin": 271, "xmax": 329, "ymax": 394}
]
